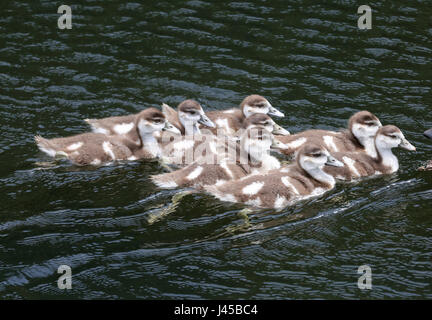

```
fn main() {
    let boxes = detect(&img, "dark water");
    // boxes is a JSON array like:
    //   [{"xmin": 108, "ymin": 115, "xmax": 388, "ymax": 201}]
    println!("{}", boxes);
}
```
[{"xmin": 1, "ymin": 0, "xmax": 431, "ymax": 299}]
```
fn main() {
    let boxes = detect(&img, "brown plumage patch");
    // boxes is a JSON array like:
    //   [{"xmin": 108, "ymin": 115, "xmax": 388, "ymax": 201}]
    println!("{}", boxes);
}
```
[
  {"xmin": 376, "ymin": 124, "xmax": 400, "ymax": 137},
  {"xmin": 348, "ymin": 110, "xmax": 379, "ymax": 131},
  {"xmin": 177, "ymin": 99, "xmax": 202, "ymax": 113},
  {"xmin": 142, "ymin": 108, "xmax": 165, "ymax": 122},
  {"xmin": 297, "ymin": 144, "xmax": 323, "ymax": 157},
  {"xmin": 242, "ymin": 113, "xmax": 272, "ymax": 129},
  {"xmin": 239, "ymin": 94, "xmax": 267, "ymax": 109}
]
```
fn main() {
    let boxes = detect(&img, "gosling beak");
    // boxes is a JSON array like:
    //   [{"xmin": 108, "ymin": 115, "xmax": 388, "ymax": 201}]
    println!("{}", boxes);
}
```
[
  {"xmin": 267, "ymin": 101, "xmax": 285, "ymax": 118},
  {"xmin": 272, "ymin": 123, "xmax": 290, "ymax": 136},
  {"xmin": 424, "ymin": 128, "xmax": 432, "ymax": 140},
  {"xmin": 271, "ymin": 137, "xmax": 289, "ymax": 149},
  {"xmin": 162, "ymin": 121, "xmax": 181, "ymax": 134},
  {"xmin": 399, "ymin": 138, "xmax": 416, "ymax": 151},
  {"xmin": 325, "ymin": 155, "xmax": 344, "ymax": 167},
  {"xmin": 198, "ymin": 113, "xmax": 216, "ymax": 128},
  {"xmin": 267, "ymin": 104, "xmax": 285, "ymax": 118}
]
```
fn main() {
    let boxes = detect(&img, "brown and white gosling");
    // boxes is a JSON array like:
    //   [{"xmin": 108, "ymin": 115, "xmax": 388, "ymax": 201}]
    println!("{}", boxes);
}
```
[
  {"xmin": 275, "ymin": 110, "xmax": 382, "ymax": 158},
  {"xmin": 204, "ymin": 143, "xmax": 344, "ymax": 209},
  {"xmin": 84, "ymin": 99, "xmax": 214, "ymax": 142},
  {"xmin": 160, "ymin": 99, "xmax": 215, "ymax": 135},
  {"xmin": 202, "ymin": 95, "xmax": 285, "ymax": 135},
  {"xmin": 35, "ymin": 108, "xmax": 179, "ymax": 166},
  {"xmin": 324, "ymin": 125, "xmax": 416, "ymax": 180},
  {"xmin": 151, "ymin": 126, "xmax": 289, "ymax": 190},
  {"xmin": 419, "ymin": 128, "xmax": 432, "ymax": 171}
]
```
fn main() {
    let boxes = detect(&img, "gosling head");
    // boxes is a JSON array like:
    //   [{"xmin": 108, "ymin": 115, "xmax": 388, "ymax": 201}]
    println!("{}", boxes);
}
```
[
  {"xmin": 240, "ymin": 94, "xmax": 285, "ymax": 118},
  {"xmin": 240, "ymin": 126, "xmax": 275, "ymax": 161},
  {"xmin": 136, "ymin": 108, "xmax": 180, "ymax": 134},
  {"xmin": 375, "ymin": 125, "xmax": 416, "ymax": 151},
  {"xmin": 177, "ymin": 99, "xmax": 215, "ymax": 128},
  {"xmin": 349, "ymin": 111, "xmax": 382, "ymax": 145},
  {"xmin": 242, "ymin": 113, "xmax": 290, "ymax": 136},
  {"xmin": 297, "ymin": 144, "xmax": 344, "ymax": 172}
]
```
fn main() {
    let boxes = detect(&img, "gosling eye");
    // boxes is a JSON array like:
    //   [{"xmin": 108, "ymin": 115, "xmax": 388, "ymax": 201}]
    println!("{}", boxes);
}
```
[
  {"xmin": 189, "ymin": 111, "xmax": 197, "ymax": 115},
  {"xmin": 365, "ymin": 121, "xmax": 376, "ymax": 126},
  {"xmin": 312, "ymin": 153, "xmax": 322, "ymax": 158}
]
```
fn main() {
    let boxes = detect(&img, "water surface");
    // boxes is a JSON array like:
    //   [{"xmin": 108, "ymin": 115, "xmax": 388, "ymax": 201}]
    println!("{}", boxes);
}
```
[{"xmin": 0, "ymin": 0, "xmax": 431, "ymax": 299}]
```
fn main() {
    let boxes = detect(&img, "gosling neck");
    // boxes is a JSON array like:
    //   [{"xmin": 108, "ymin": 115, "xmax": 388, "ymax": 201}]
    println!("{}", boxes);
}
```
[
  {"xmin": 180, "ymin": 118, "xmax": 201, "ymax": 136},
  {"xmin": 362, "ymin": 136, "xmax": 378, "ymax": 158},
  {"xmin": 376, "ymin": 143, "xmax": 398, "ymax": 173},
  {"xmin": 139, "ymin": 129, "xmax": 161, "ymax": 157},
  {"xmin": 305, "ymin": 164, "xmax": 336, "ymax": 187}
]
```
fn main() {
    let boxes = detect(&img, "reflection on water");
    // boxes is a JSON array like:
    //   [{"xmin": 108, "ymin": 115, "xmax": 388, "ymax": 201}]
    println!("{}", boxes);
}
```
[{"xmin": 0, "ymin": 0, "xmax": 431, "ymax": 299}]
